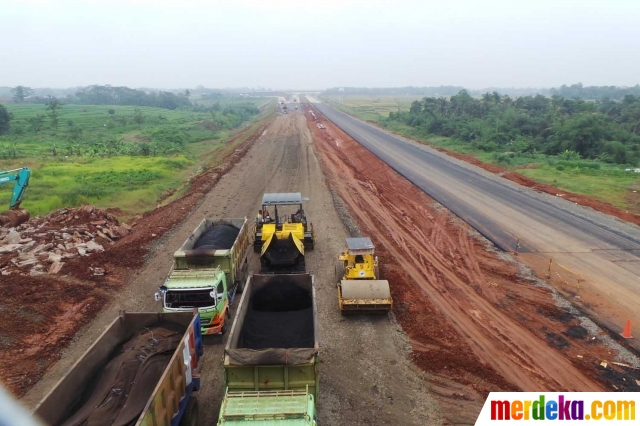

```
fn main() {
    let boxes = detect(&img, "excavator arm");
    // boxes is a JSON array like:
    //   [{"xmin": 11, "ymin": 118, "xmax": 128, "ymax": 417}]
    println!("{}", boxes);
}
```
[{"xmin": 0, "ymin": 167, "xmax": 31, "ymax": 226}]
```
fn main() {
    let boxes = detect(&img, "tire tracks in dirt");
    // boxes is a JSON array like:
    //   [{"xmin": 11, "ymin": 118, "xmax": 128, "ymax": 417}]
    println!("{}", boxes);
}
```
[
  {"xmin": 22, "ymin": 111, "xmax": 442, "ymax": 426},
  {"xmin": 304, "ymin": 104, "xmax": 614, "ymax": 423}
]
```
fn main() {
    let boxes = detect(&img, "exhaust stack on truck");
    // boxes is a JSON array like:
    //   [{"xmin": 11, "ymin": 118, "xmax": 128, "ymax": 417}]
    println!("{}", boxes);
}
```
[
  {"xmin": 34, "ymin": 311, "xmax": 204, "ymax": 426},
  {"xmin": 218, "ymin": 273, "xmax": 319, "ymax": 425}
]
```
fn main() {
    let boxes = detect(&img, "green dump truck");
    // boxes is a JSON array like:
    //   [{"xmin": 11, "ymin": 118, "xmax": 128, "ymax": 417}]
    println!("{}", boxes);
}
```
[
  {"xmin": 157, "ymin": 218, "xmax": 252, "ymax": 335},
  {"xmin": 218, "ymin": 273, "xmax": 319, "ymax": 425},
  {"xmin": 34, "ymin": 311, "xmax": 204, "ymax": 426}
]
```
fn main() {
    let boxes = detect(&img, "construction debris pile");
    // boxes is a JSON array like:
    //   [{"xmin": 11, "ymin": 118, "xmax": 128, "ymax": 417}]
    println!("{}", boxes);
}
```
[{"xmin": 0, "ymin": 205, "xmax": 131, "ymax": 277}]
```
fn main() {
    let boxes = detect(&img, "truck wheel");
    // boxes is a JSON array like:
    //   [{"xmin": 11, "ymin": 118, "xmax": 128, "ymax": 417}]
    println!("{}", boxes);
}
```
[
  {"xmin": 179, "ymin": 396, "xmax": 198, "ymax": 426},
  {"xmin": 221, "ymin": 321, "xmax": 228, "ymax": 335}
]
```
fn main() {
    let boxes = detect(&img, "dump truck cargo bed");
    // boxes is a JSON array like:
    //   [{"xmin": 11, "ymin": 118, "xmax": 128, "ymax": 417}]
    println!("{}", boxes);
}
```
[
  {"xmin": 34, "ymin": 312, "xmax": 203, "ymax": 426},
  {"xmin": 174, "ymin": 217, "xmax": 252, "ymax": 290},
  {"xmin": 224, "ymin": 274, "xmax": 319, "ymax": 397}
]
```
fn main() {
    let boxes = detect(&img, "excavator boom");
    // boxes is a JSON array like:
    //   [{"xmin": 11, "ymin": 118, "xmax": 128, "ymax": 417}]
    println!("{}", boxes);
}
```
[{"xmin": 1, "ymin": 167, "xmax": 31, "ymax": 227}]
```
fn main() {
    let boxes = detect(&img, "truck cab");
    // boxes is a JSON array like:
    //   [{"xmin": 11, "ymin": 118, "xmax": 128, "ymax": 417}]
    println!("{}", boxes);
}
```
[{"xmin": 157, "ymin": 267, "xmax": 231, "ymax": 335}]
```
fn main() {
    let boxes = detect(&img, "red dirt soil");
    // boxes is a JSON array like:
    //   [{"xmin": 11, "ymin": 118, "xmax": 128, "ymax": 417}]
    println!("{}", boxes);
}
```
[
  {"xmin": 0, "ymin": 121, "xmax": 269, "ymax": 397},
  {"xmin": 305, "ymin": 105, "xmax": 637, "ymax": 422}
]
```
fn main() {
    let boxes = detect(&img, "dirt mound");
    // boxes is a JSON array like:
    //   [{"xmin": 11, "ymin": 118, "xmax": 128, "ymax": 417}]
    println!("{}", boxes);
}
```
[
  {"xmin": 193, "ymin": 224, "xmax": 240, "ymax": 250},
  {"xmin": 0, "ymin": 205, "xmax": 129, "ymax": 277},
  {"xmin": 0, "ymin": 275, "xmax": 107, "ymax": 397},
  {"xmin": 0, "ymin": 121, "xmax": 269, "ymax": 398}
]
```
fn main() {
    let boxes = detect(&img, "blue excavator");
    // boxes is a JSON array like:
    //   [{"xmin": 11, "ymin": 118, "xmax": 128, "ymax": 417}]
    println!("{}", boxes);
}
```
[{"xmin": 0, "ymin": 167, "xmax": 31, "ymax": 227}]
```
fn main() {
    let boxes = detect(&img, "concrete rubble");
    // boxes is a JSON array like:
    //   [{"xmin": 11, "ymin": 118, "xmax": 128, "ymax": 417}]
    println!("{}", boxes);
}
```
[{"xmin": 0, "ymin": 205, "xmax": 131, "ymax": 276}]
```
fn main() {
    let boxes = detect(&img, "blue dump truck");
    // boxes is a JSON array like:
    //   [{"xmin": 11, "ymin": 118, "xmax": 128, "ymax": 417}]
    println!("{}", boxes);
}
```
[
  {"xmin": 218, "ymin": 274, "xmax": 319, "ymax": 425},
  {"xmin": 34, "ymin": 311, "xmax": 203, "ymax": 426}
]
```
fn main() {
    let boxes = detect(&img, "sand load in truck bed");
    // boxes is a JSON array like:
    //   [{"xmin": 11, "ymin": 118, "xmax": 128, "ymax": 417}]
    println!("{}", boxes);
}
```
[
  {"xmin": 59, "ymin": 322, "xmax": 185, "ymax": 426},
  {"xmin": 239, "ymin": 280, "xmax": 314, "ymax": 349},
  {"xmin": 193, "ymin": 224, "xmax": 240, "ymax": 250}
]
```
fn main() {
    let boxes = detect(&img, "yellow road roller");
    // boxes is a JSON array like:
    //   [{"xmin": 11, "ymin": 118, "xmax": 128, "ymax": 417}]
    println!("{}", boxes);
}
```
[{"xmin": 335, "ymin": 237, "xmax": 392, "ymax": 314}]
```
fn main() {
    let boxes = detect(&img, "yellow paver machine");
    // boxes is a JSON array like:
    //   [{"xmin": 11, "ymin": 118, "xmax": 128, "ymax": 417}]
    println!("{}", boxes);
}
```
[
  {"xmin": 335, "ymin": 237, "xmax": 392, "ymax": 314},
  {"xmin": 254, "ymin": 192, "xmax": 315, "ymax": 274}
]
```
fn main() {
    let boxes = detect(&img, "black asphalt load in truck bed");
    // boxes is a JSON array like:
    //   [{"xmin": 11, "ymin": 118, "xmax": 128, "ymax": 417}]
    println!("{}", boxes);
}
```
[
  {"xmin": 239, "ymin": 280, "xmax": 314, "ymax": 349},
  {"xmin": 193, "ymin": 224, "xmax": 240, "ymax": 250}
]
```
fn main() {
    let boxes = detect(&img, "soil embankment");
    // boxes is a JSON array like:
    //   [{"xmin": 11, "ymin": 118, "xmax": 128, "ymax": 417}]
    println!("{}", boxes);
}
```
[
  {"xmin": 23, "ymin": 111, "xmax": 440, "ymax": 426},
  {"xmin": 305, "ymin": 103, "xmax": 640, "ymax": 423}
]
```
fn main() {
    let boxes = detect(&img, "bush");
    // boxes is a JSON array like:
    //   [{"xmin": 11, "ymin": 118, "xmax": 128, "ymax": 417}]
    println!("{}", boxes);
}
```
[
  {"xmin": 603, "ymin": 141, "xmax": 628, "ymax": 164},
  {"xmin": 0, "ymin": 104, "xmax": 11, "ymax": 135},
  {"xmin": 477, "ymin": 141, "xmax": 500, "ymax": 152},
  {"xmin": 556, "ymin": 160, "xmax": 601, "ymax": 170},
  {"xmin": 150, "ymin": 127, "xmax": 189, "ymax": 147}
]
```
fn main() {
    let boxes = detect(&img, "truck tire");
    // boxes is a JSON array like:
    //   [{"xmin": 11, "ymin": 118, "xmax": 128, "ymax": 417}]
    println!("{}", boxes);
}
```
[
  {"xmin": 221, "ymin": 320, "xmax": 228, "ymax": 335},
  {"xmin": 179, "ymin": 396, "xmax": 198, "ymax": 426}
]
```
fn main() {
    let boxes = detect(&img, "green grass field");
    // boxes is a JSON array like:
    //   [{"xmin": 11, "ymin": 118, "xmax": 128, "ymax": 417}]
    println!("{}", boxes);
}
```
[
  {"xmin": 0, "ymin": 99, "xmax": 274, "ymax": 218},
  {"xmin": 323, "ymin": 96, "xmax": 640, "ymax": 212},
  {"xmin": 322, "ymin": 95, "xmax": 422, "ymax": 121}
]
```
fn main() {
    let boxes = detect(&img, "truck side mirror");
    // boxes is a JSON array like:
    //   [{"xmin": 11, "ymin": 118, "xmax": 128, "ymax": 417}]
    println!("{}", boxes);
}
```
[{"xmin": 154, "ymin": 292, "xmax": 161, "ymax": 302}]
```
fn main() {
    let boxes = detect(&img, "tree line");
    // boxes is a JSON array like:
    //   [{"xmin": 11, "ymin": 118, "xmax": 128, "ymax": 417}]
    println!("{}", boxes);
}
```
[
  {"xmin": 384, "ymin": 90, "xmax": 640, "ymax": 165},
  {"xmin": 324, "ymin": 84, "xmax": 640, "ymax": 100},
  {"xmin": 324, "ymin": 86, "xmax": 466, "ymax": 96},
  {"xmin": 70, "ymin": 85, "xmax": 192, "ymax": 109},
  {"xmin": 8, "ymin": 85, "xmax": 192, "ymax": 110},
  {"xmin": 550, "ymin": 83, "xmax": 640, "ymax": 101}
]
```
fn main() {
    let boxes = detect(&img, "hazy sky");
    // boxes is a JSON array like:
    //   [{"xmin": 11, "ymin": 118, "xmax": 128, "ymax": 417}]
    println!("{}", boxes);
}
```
[{"xmin": 1, "ymin": 0, "xmax": 639, "ymax": 89}]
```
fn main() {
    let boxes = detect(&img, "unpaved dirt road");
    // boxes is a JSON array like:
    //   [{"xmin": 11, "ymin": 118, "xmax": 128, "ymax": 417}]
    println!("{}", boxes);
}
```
[
  {"xmin": 23, "ymin": 111, "xmax": 440, "ymax": 425},
  {"xmin": 313, "ymin": 102, "xmax": 640, "ymax": 344}
]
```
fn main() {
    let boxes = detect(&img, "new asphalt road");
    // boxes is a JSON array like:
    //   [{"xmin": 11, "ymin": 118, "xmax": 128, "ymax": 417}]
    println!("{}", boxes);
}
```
[{"xmin": 313, "ymin": 101, "xmax": 640, "ymax": 334}]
